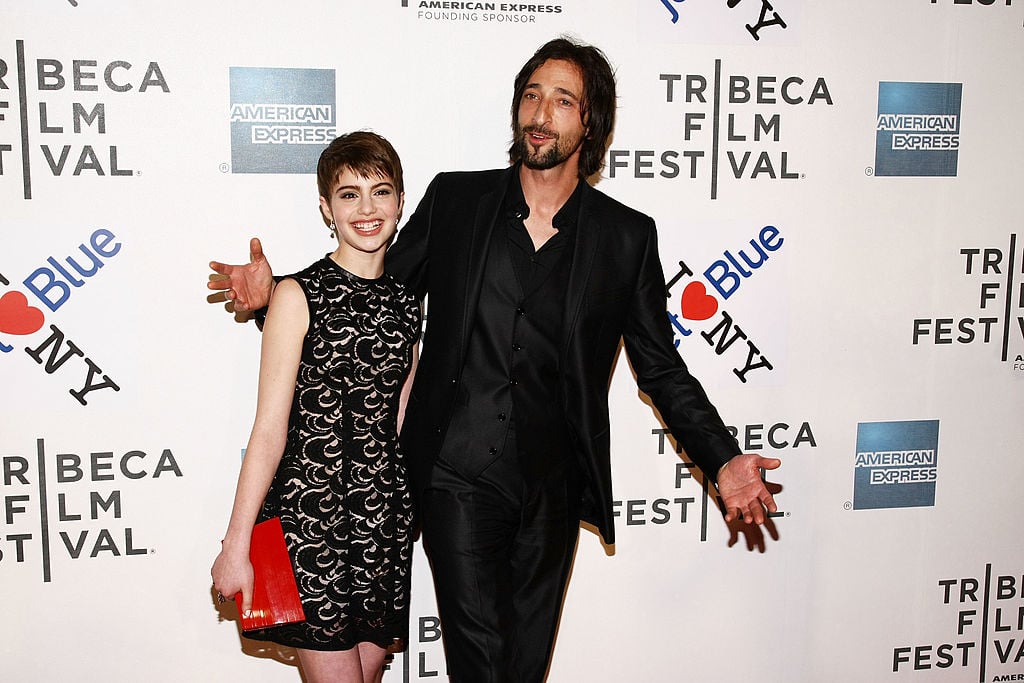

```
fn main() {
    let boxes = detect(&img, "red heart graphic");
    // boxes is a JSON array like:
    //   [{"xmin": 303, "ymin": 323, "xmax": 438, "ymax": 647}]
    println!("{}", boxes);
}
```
[
  {"xmin": 680, "ymin": 282, "xmax": 719, "ymax": 321},
  {"xmin": 0, "ymin": 291, "xmax": 46, "ymax": 335}
]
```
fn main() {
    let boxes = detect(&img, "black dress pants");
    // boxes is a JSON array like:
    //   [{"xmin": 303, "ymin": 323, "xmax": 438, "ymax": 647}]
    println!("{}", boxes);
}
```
[{"xmin": 420, "ymin": 449, "xmax": 581, "ymax": 683}]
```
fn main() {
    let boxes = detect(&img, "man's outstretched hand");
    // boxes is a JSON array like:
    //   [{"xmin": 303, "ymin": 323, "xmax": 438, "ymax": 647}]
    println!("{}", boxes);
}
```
[
  {"xmin": 208, "ymin": 237, "xmax": 274, "ymax": 312},
  {"xmin": 716, "ymin": 453, "xmax": 782, "ymax": 527}
]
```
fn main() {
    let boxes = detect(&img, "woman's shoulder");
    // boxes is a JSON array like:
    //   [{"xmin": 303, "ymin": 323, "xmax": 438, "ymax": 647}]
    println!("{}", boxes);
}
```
[{"xmin": 268, "ymin": 276, "xmax": 307, "ymax": 309}]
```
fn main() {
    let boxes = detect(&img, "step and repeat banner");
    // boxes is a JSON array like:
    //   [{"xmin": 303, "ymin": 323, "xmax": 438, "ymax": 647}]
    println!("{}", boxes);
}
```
[{"xmin": 2, "ymin": 1, "xmax": 1023, "ymax": 681}]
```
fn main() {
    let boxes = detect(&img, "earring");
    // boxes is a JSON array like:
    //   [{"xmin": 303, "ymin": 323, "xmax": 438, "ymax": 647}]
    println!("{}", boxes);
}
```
[{"xmin": 329, "ymin": 220, "xmax": 336, "ymax": 238}]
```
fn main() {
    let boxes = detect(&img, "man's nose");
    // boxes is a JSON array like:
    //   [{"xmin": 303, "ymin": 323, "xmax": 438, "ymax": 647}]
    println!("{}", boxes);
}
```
[{"xmin": 531, "ymin": 96, "xmax": 553, "ymax": 126}]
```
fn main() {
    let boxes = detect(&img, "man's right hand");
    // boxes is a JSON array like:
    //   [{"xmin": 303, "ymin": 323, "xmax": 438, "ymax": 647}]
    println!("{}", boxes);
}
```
[{"xmin": 208, "ymin": 237, "xmax": 275, "ymax": 312}]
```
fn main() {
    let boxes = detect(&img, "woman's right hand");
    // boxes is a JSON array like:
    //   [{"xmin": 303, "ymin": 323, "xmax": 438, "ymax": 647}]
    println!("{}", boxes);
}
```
[{"xmin": 211, "ymin": 546, "xmax": 255, "ymax": 615}]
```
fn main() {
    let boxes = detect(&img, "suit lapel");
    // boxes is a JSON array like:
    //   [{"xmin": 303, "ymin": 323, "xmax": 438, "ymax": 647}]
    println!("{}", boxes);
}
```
[
  {"xmin": 562, "ymin": 183, "xmax": 604, "ymax": 354},
  {"xmin": 456, "ymin": 169, "xmax": 510, "ymax": 357}
]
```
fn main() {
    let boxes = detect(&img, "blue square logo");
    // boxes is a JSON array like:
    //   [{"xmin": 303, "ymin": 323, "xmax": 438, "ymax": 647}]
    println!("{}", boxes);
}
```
[
  {"xmin": 874, "ymin": 82, "xmax": 961, "ymax": 177},
  {"xmin": 229, "ymin": 67, "xmax": 336, "ymax": 174},
  {"xmin": 853, "ymin": 420, "xmax": 939, "ymax": 510}
]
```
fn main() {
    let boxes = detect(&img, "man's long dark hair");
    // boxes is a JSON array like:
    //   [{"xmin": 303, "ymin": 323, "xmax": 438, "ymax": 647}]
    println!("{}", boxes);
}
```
[{"xmin": 508, "ymin": 37, "xmax": 617, "ymax": 178}]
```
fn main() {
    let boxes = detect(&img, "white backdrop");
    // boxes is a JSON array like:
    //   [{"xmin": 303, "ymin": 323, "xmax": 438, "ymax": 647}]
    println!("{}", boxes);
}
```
[{"xmin": 2, "ymin": 1, "xmax": 1023, "ymax": 681}]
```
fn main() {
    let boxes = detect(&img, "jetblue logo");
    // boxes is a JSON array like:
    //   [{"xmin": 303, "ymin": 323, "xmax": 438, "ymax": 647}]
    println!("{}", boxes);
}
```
[
  {"xmin": 0, "ymin": 229, "xmax": 124, "ymax": 406},
  {"xmin": 664, "ymin": 224, "xmax": 783, "ymax": 384},
  {"xmin": 874, "ymin": 82, "xmax": 962, "ymax": 177},
  {"xmin": 228, "ymin": 67, "xmax": 336, "ymax": 174},
  {"xmin": 853, "ymin": 420, "xmax": 939, "ymax": 510}
]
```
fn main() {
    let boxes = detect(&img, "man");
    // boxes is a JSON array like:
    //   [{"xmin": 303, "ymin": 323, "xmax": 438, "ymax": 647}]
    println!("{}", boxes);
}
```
[{"xmin": 211, "ymin": 37, "xmax": 780, "ymax": 683}]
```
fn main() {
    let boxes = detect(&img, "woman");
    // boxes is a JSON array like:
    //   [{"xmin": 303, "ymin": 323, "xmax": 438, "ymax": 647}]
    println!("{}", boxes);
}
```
[{"xmin": 212, "ymin": 131, "xmax": 420, "ymax": 683}]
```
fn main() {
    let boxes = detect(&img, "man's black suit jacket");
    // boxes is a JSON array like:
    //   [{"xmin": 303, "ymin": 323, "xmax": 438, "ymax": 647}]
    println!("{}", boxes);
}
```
[{"xmin": 386, "ymin": 166, "xmax": 740, "ymax": 544}]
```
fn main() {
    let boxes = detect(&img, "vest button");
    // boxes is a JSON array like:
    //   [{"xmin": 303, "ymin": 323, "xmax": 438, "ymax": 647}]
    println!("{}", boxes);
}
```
[{"xmin": 498, "ymin": 413, "xmax": 507, "ymax": 421}]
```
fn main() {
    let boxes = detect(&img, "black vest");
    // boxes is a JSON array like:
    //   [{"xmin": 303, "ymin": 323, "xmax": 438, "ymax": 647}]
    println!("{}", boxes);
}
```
[{"xmin": 436, "ymin": 218, "xmax": 574, "ymax": 479}]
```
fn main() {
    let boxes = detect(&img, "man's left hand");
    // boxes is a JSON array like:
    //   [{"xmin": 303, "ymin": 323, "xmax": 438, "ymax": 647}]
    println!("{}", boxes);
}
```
[{"xmin": 716, "ymin": 453, "xmax": 781, "ymax": 526}]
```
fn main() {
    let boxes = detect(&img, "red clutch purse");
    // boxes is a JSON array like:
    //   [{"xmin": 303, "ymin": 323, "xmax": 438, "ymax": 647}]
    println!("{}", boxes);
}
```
[{"xmin": 236, "ymin": 517, "xmax": 306, "ymax": 631}]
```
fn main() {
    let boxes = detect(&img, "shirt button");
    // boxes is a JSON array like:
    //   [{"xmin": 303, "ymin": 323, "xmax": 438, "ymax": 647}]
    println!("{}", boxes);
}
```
[
  {"xmin": 516, "ymin": 307, "xmax": 526, "ymax": 317},
  {"xmin": 498, "ymin": 413, "xmax": 507, "ymax": 421},
  {"xmin": 512, "ymin": 343, "xmax": 522, "ymax": 352},
  {"xmin": 488, "ymin": 447, "xmax": 497, "ymax": 455},
  {"xmin": 509, "ymin": 378, "xmax": 518, "ymax": 386}
]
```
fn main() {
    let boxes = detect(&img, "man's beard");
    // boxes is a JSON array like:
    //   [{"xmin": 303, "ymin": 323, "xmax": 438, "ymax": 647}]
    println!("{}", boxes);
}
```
[{"xmin": 516, "ymin": 125, "xmax": 582, "ymax": 170}]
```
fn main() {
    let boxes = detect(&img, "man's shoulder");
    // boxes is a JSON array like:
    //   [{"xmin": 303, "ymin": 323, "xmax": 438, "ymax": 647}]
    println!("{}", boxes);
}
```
[
  {"xmin": 433, "ymin": 166, "xmax": 510, "ymax": 189},
  {"xmin": 582, "ymin": 182, "xmax": 655, "ymax": 228},
  {"xmin": 420, "ymin": 167, "xmax": 512, "ymax": 211}
]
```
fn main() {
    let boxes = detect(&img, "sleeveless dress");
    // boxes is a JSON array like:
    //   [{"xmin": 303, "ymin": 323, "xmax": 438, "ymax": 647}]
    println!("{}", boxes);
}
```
[{"xmin": 247, "ymin": 257, "xmax": 421, "ymax": 652}]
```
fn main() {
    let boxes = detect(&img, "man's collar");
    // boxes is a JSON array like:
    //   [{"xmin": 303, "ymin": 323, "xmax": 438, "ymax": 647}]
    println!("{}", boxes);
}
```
[{"xmin": 506, "ymin": 163, "xmax": 584, "ymax": 233}]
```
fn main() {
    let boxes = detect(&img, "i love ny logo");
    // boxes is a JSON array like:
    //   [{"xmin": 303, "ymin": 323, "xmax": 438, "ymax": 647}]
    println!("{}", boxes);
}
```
[
  {"xmin": 665, "ymin": 225, "xmax": 784, "ymax": 384},
  {"xmin": 0, "ymin": 274, "xmax": 120, "ymax": 405},
  {"xmin": 0, "ymin": 229, "xmax": 124, "ymax": 405}
]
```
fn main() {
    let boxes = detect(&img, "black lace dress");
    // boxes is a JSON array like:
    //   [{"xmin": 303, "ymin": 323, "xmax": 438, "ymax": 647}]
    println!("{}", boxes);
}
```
[{"xmin": 247, "ymin": 257, "xmax": 420, "ymax": 652}]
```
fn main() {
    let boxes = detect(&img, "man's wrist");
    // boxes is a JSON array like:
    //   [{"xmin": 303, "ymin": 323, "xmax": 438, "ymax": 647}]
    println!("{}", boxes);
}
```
[{"xmin": 714, "ymin": 457, "xmax": 735, "ymax": 489}]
